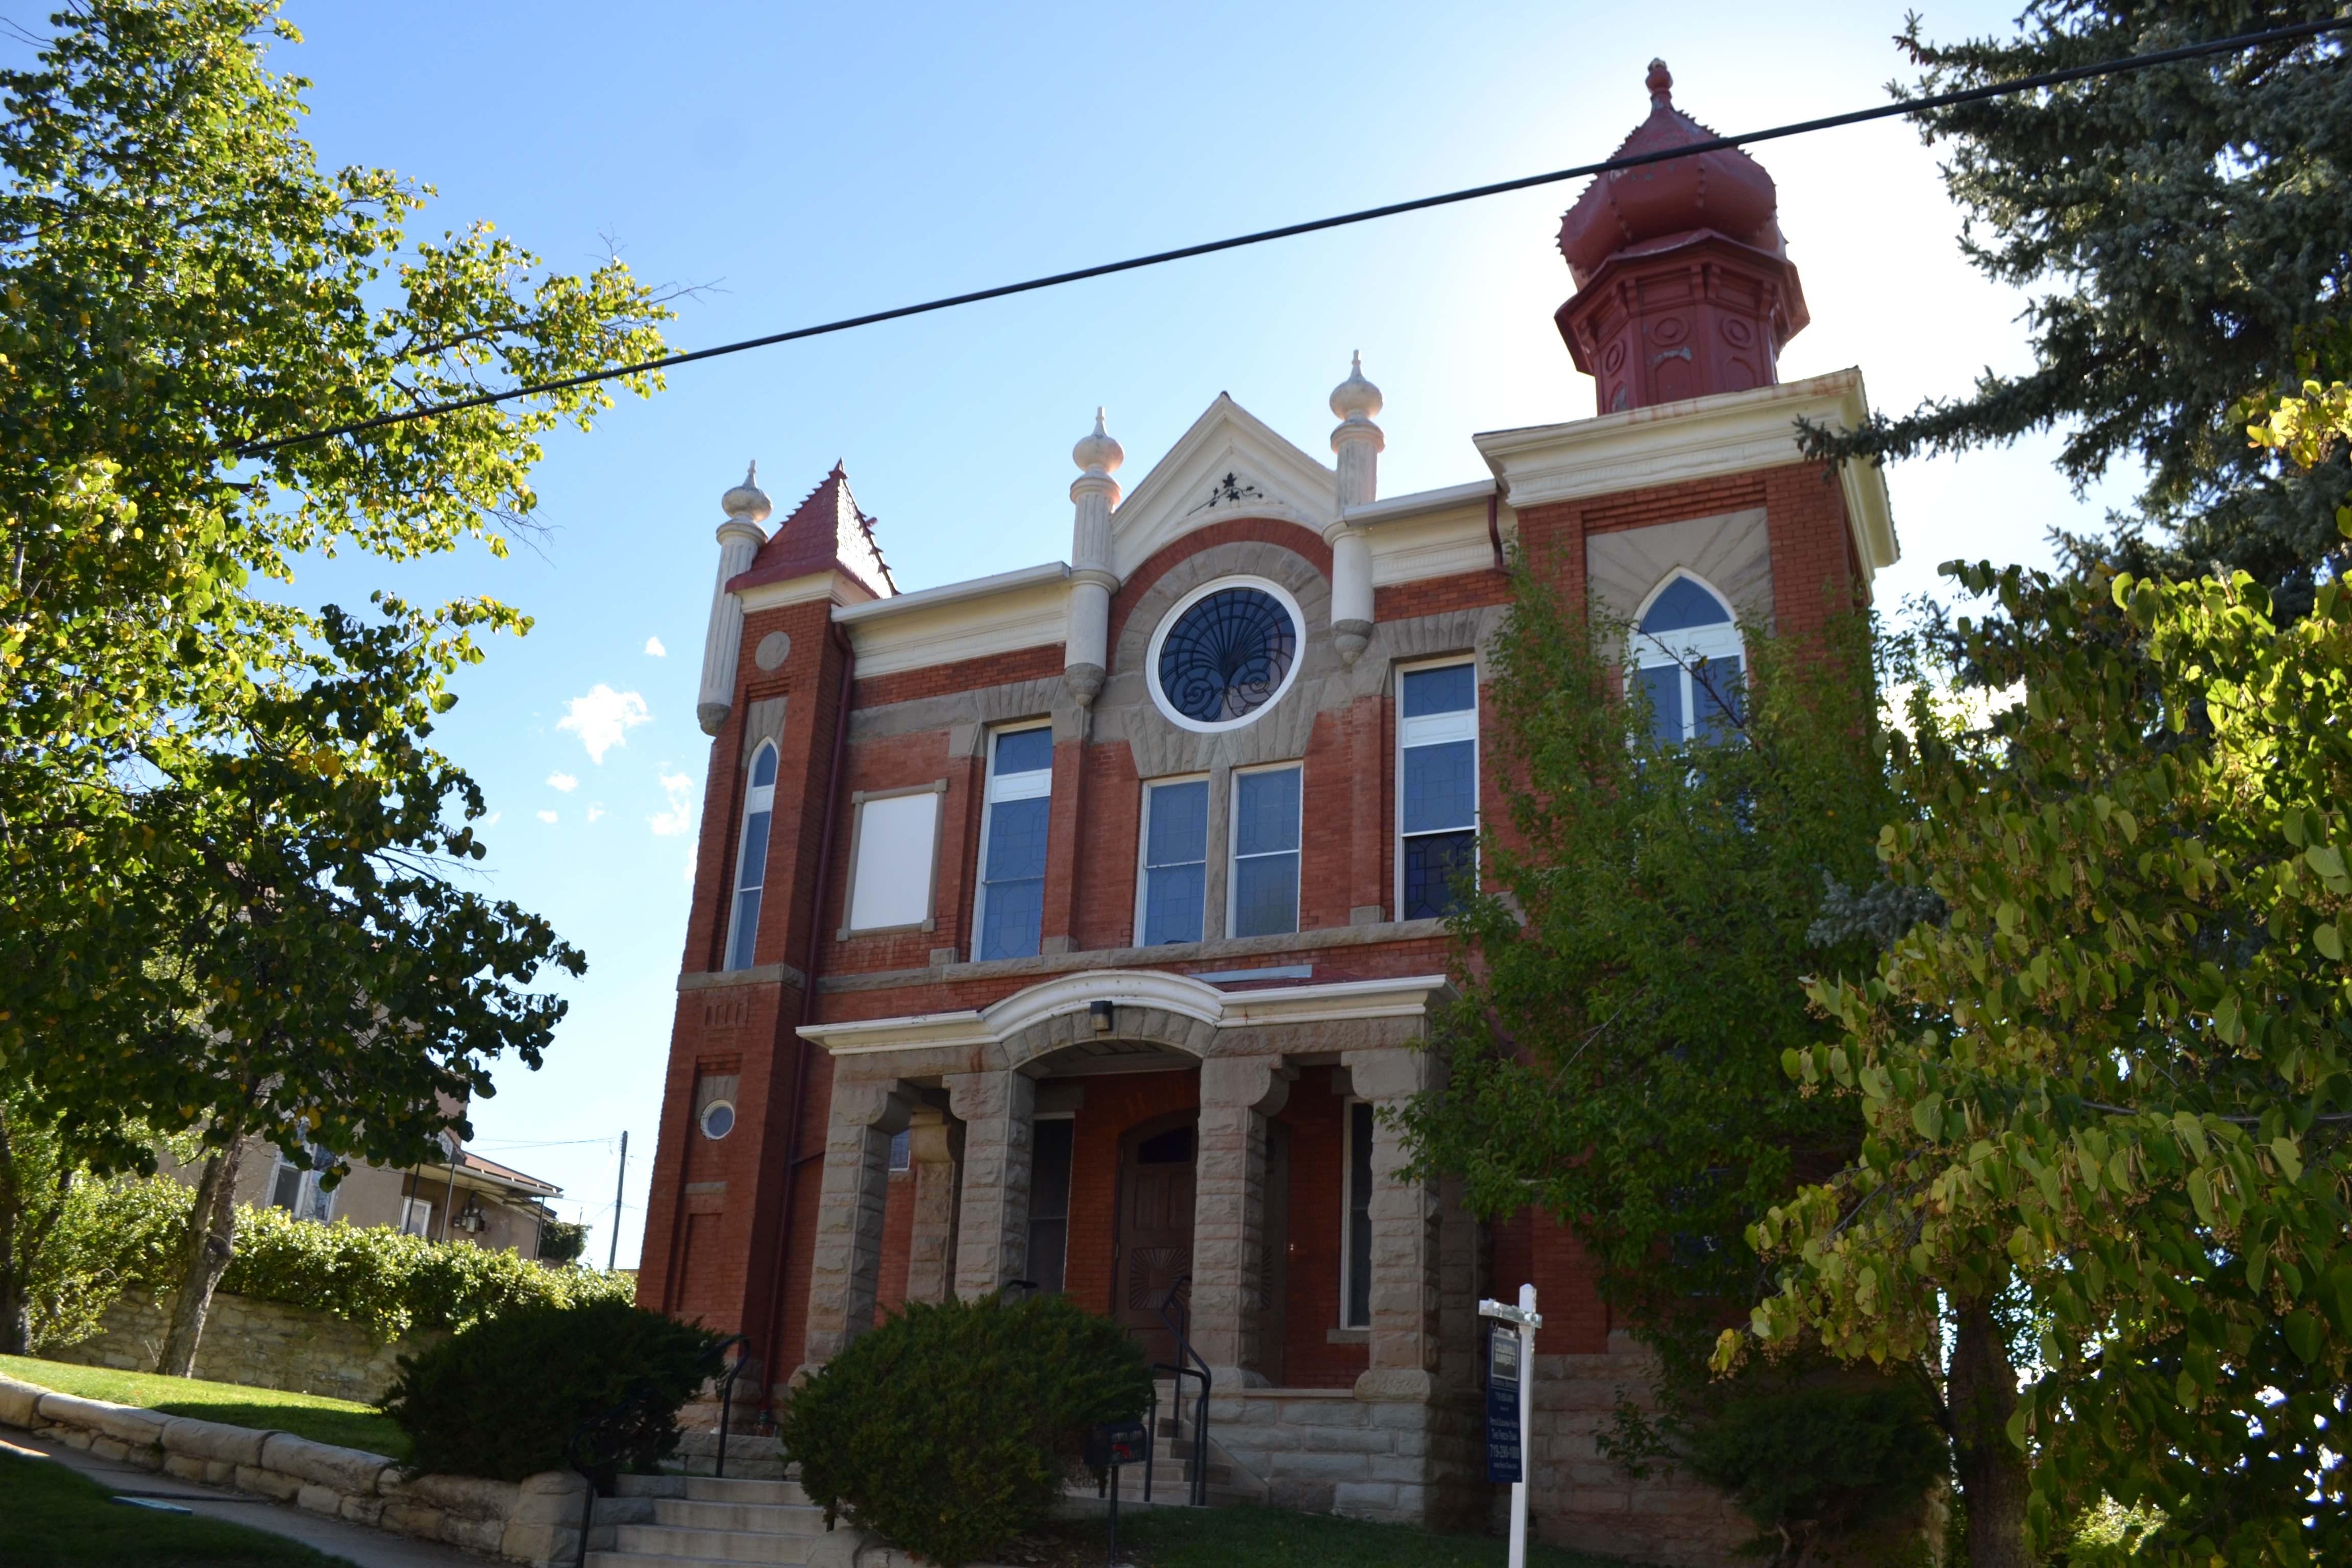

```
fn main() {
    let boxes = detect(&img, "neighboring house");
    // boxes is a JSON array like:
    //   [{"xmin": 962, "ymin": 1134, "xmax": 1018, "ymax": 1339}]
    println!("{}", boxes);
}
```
[
  {"xmin": 639, "ymin": 64, "xmax": 1898, "ymax": 1563},
  {"xmin": 167, "ymin": 1134, "xmax": 566, "ymax": 1260}
]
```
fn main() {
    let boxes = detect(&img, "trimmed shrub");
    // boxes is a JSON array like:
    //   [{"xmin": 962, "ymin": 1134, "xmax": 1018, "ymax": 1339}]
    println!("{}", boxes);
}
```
[
  {"xmin": 780, "ymin": 1293, "xmax": 1150, "ymax": 1567},
  {"xmin": 377, "ymin": 1296, "xmax": 722, "ymax": 1484}
]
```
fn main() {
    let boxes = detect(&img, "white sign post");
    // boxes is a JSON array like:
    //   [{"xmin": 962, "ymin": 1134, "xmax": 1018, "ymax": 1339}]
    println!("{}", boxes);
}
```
[{"xmin": 1479, "ymin": 1284, "xmax": 1542, "ymax": 1568}]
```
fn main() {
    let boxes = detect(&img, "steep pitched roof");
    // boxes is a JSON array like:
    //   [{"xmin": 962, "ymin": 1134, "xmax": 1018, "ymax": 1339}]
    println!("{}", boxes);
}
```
[{"xmin": 729, "ymin": 463, "xmax": 897, "ymax": 600}]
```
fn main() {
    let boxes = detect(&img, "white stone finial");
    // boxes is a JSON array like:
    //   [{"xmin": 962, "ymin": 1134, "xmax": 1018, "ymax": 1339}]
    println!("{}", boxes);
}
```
[
  {"xmin": 1330, "ymin": 351, "xmax": 1383, "ymax": 423},
  {"xmin": 1073, "ymin": 407, "xmax": 1124, "ymax": 476},
  {"xmin": 721, "ymin": 461, "xmax": 772, "ymax": 526}
]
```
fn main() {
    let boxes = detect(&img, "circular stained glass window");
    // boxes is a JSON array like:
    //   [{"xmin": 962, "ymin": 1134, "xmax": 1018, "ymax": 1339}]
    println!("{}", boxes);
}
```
[
  {"xmin": 1153, "ymin": 581, "xmax": 1300, "ymax": 727},
  {"xmin": 699, "ymin": 1100, "xmax": 736, "ymax": 1140}
]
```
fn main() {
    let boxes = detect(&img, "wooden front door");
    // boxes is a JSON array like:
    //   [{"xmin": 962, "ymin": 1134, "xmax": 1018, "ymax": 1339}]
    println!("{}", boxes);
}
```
[{"xmin": 1115, "ymin": 1113, "xmax": 1198, "ymax": 1371}]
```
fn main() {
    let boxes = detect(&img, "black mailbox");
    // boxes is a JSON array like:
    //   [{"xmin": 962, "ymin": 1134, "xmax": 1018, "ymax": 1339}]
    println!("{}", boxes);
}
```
[{"xmin": 1084, "ymin": 1420, "xmax": 1148, "ymax": 1470}]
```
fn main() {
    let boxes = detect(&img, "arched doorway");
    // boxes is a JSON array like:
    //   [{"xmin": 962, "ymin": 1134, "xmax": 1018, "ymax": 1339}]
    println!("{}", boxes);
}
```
[{"xmin": 1115, "ymin": 1110, "xmax": 1197, "ymax": 1370}]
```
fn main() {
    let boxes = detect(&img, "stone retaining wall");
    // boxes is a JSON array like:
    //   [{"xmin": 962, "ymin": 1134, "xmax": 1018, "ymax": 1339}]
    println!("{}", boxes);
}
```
[
  {"xmin": 1204, "ymin": 1383, "xmax": 1484, "ymax": 1527},
  {"xmin": 0, "ymin": 1371, "xmax": 591, "ymax": 1567},
  {"xmin": 47, "ymin": 1287, "xmax": 442, "ymax": 1404}
]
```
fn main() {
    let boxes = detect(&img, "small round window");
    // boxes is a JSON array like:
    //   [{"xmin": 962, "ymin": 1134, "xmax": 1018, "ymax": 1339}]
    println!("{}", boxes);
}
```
[
  {"xmin": 1148, "ymin": 578, "xmax": 1302, "ymax": 731},
  {"xmin": 699, "ymin": 1100, "xmax": 736, "ymax": 1140}
]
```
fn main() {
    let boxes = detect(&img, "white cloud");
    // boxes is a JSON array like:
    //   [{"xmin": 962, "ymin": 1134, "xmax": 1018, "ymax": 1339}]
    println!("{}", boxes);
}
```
[
  {"xmin": 586, "ymin": 804, "xmax": 606, "ymax": 823},
  {"xmin": 557, "ymin": 685, "xmax": 651, "ymax": 764},
  {"xmin": 547, "ymin": 772, "xmax": 579, "ymax": 794},
  {"xmin": 644, "ymin": 636, "xmax": 667, "ymax": 657},
  {"xmin": 536, "ymin": 810, "xmax": 559, "ymax": 824},
  {"xmin": 480, "ymin": 811, "xmax": 502, "ymax": 829},
  {"xmin": 682, "ymin": 850, "xmax": 697, "ymax": 885},
  {"xmin": 650, "ymin": 770, "xmax": 697, "ymax": 837}
]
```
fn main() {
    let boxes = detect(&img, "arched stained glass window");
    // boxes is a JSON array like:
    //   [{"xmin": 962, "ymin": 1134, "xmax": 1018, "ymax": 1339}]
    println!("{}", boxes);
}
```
[
  {"xmin": 725, "ymin": 742, "xmax": 778, "ymax": 970},
  {"xmin": 1152, "ymin": 582, "xmax": 1298, "ymax": 728},
  {"xmin": 1632, "ymin": 574, "xmax": 1745, "ymax": 744}
]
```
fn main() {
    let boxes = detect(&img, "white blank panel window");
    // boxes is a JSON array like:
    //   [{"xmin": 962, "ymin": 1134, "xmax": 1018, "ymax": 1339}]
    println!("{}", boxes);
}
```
[
  {"xmin": 976, "ymin": 727, "xmax": 1054, "ymax": 961},
  {"xmin": 1399, "ymin": 663, "xmax": 1478, "ymax": 920},
  {"xmin": 1139, "ymin": 778, "xmax": 1209, "ymax": 946},
  {"xmin": 1231, "ymin": 765, "xmax": 1302, "ymax": 939},
  {"xmin": 1633, "ymin": 575, "xmax": 1745, "ymax": 744},
  {"xmin": 725, "ymin": 743, "xmax": 779, "ymax": 971},
  {"xmin": 847, "ymin": 790, "xmax": 942, "ymax": 932}
]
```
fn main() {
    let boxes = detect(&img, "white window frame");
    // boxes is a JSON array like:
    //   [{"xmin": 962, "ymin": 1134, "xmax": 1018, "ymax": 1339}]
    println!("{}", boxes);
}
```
[
  {"xmin": 1394, "ymin": 658, "xmax": 1480, "ymax": 921},
  {"xmin": 1339, "ymin": 1096, "xmax": 1374, "ymax": 1330},
  {"xmin": 1227, "ymin": 761, "xmax": 1304, "ymax": 940},
  {"xmin": 723, "ymin": 740, "xmax": 780, "ymax": 971},
  {"xmin": 1628, "ymin": 571, "xmax": 1746, "ymax": 743},
  {"xmin": 841, "ymin": 779, "xmax": 949, "ymax": 937},
  {"xmin": 969, "ymin": 725, "xmax": 1056, "ymax": 957},
  {"xmin": 399, "ymin": 1197, "xmax": 434, "ymax": 1237},
  {"xmin": 1145, "ymin": 575, "xmax": 1309, "ymax": 734},
  {"xmin": 1134, "ymin": 773, "xmax": 1211, "ymax": 947},
  {"xmin": 268, "ymin": 1143, "xmax": 336, "ymax": 1226}
]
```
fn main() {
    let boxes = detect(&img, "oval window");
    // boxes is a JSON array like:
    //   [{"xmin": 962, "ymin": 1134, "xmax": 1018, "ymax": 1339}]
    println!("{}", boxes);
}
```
[
  {"xmin": 1149, "ymin": 579, "xmax": 1302, "ymax": 731},
  {"xmin": 699, "ymin": 1100, "xmax": 736, "ymax": 1140}
]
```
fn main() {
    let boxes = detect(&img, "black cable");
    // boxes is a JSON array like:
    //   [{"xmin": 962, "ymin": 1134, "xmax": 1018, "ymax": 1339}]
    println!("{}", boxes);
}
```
[{"xmin": 236, "ymin": 14, "xmax": 2352, "ymax": 460}]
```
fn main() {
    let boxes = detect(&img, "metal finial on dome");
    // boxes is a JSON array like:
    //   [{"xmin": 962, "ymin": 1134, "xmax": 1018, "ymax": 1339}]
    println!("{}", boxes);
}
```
[
  {"xmin": 1330, "ymin": 350, "xmax": 1383, "ymax": 423},
  {"xmin": 1646, "ymin": 58, "xmax": 1672, "ymax": 105},
  {"xmin": 1072, "ymin": 407, "xmax": 1124, "ymax": 475},
  {"xmin": 721, "ymin": 461, "xmax": 772, "ymax": 526}
]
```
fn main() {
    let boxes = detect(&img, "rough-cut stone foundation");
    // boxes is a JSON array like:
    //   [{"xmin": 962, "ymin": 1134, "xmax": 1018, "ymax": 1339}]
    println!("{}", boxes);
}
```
[
  {"xmin": 45, "ymin": 1287, "xmax": 441, "ymax": 1403},
  {"xmin": 1203, "ymin": 1384, "xmax": 1484, "ymax": 1527}
]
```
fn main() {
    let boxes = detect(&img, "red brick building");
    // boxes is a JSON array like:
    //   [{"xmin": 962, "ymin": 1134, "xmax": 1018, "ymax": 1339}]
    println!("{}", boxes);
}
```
[{"xmin": 638, "ymin": 62, "xmax": 1896, "ymax": 1562}]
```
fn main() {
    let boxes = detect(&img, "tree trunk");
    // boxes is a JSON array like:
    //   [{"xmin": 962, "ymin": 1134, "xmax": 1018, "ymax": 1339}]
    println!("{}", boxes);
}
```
[
  {"xmin": 156, "ymin": 1131, "xmax": 247, "ymax": 1378},
  {"xmin": 1949, "ymin": 1296, "xmax": 2031, "ymax": 1568},
  {"xmin": 0, "ymin": 1109, "xmax": 24, "ymax": 1356}
]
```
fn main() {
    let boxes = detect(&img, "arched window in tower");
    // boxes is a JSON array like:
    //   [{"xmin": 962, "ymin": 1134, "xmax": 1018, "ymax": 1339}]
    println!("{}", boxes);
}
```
[
  {"xmin": 1631, "ymin": 574, "xmax": 1745, "ymax": 744},
  {"xmin": 724, "ymin": 742, "xmax": 779, "ymax": 971}
]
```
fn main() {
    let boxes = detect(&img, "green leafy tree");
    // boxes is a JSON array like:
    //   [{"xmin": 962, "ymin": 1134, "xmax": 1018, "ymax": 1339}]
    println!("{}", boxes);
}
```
[
  {"xmin": 0, "ymin": 1, "xmax": 671, "ymax": 1362},
  {"xmin": 1725, "ymin": 562, "xmax": 2352, "ymax": 1563},
  {"xmin": 1394, "ymin": 574, "xmax": 1939, "ymax": 1557},
  {"xmin": 1802, "ymin": 2, "xmax": 2352, "ymax": 611}
]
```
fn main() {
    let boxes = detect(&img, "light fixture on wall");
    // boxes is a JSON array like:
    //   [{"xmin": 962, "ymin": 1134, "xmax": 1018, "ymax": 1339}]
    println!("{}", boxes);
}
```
[{"xmin": 1089, "ymin": 999, "xmax": 1114, "ymax": 1033}]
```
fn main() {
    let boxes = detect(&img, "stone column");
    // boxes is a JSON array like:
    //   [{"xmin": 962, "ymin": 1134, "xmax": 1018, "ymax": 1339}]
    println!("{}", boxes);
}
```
[
  {"xmin": 1344, "ymin": 1046, "xmax": 1441, "ymax": 1403},
  {"xmin": 1064, "ymin": 412, "xmax": 1124, "ymax": 712},
  {"xmin": 698, "ymin": 467, "xmax": 771, "ymax": 737},
  {"xmin": 903, "ymin": 1106, "xmax": 964, "ymax": 1306},
  {"xmin": 1325, "ymin": 354, "xmax": 1384, "ymax": 667},
  {"xmin": 800, "ymin": 1079, "xmax": 912, "ymax": 1369},
  {"xmin": 947, "ymin": 1070, "xmax": 1036, "ymax": 1301},
  {"xmin": 1192, "ymin": 1055, "xmax": 1291, "ymax": 1388}
]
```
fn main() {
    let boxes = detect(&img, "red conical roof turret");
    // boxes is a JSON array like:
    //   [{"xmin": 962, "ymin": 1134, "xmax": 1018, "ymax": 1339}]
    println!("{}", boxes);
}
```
[{"xmin": 1553, "ymin": 62, "xmax": 1808, "ymax": 414}]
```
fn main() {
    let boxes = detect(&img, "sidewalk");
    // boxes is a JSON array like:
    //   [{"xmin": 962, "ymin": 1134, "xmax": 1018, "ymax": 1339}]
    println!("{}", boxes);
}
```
[{"xmin": 13, "ymin": 1427, "xmax": 490, "ymax": 1568}]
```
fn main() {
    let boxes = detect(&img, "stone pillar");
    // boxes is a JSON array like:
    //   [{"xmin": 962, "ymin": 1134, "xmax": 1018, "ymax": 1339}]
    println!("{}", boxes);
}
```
[
  {"xmin": 1191, "ymin": 1055, "xmax": 1291, "ymax": 1387},
  {"xmin": 1344, "ymin": 1046, "xmax": 1440, "ymax": 1402},
  {"xmin": 698, "ymin": 466, "xmax": 771, "ymax": 737},
  {"xmin": 800, "ymin": 1079, "xmax": 912, "ymax": 1369},
  {"xmin": 1064, "ymin": 412, "xmax": 1124, "ymax": 711},
  {"xmin": 903, "ymin": 1106, "xmax": 964, "ymax": 1306},
  {"xmin": 947, "ymin": 1070, "xmax": 1036, "ymax": 1300},
  {"xmin": 1326, "ymin": 354, "xmax": 1384, "ymax": 667}
]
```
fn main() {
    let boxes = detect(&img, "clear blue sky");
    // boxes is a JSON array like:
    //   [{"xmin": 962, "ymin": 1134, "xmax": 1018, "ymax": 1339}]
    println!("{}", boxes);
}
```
[{"xmin": 90, "ymin": 2, "xmax": 2150, "ymax": 1265}]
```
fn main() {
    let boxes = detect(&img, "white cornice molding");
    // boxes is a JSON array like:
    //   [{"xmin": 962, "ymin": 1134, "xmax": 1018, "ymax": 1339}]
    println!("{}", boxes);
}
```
[
  {"xmin": 734, "ymin": 571, "xmax": 883, "ymax": 615},
  {"xmin": 836, "ymin": 566, "xmax": 1073, "ymax": 680},
  {"xmin": 1473, "ymin": 369, "xmax": 1899, "ymax": 580},
  {"xmin": 798, "ymin": 969, "xmax": 1452, "ymax": 1058},
  {"xmin": 1339, "ymin": 477, "xmax": 1496, "ymax": 528},
  {"xmin": 1107, "ymin": 395, "xmax": 1340, "ymax": 580},
  {"xmin": 833, "ymin": 561, "xmax": 1070, "ymax": 624}
]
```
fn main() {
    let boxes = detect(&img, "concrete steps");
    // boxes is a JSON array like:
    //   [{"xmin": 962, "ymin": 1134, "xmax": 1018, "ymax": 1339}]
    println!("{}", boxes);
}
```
[{"xmin": 589, "ymin": 1476, "xmax": 824, "ymax": 1568}]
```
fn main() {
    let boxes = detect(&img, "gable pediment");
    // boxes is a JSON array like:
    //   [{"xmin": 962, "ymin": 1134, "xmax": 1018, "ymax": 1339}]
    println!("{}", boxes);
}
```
[{"xmin": 1109, "ymin": 395, "xmax": 1338, "ymax": 580}]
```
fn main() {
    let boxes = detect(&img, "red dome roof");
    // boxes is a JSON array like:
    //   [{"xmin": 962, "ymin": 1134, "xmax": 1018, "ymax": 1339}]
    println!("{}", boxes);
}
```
[{"xmin": 1556, "ymin": 61, "xmax": 1784, "ymax": 286}]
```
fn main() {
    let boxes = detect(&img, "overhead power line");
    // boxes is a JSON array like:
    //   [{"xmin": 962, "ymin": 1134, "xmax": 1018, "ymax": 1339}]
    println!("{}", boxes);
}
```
[{"xmin": 238, "ymin": 15, "xmax": 2352, "ymax": 460}]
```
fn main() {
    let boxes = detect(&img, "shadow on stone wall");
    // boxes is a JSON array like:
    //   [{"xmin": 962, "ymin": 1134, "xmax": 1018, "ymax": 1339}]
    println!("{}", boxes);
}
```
[{"xmin": 46, "ymin": 1287, "xmax": 444, "ymax": 1403}]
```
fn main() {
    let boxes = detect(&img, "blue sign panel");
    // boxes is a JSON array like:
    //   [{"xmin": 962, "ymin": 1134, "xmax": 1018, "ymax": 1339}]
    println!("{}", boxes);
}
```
[{"xmin": 1486, "ymin": 1320, "xmax": 1522, "ymax": 1484}]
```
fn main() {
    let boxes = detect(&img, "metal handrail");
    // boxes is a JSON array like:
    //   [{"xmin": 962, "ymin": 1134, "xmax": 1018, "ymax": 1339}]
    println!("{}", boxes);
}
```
[
  {"xmin": 565, "ymin": 1334, "xmax": 754, "ymax": 1568},
  {"xmin": 1154, "ymin": 1275, "xmax": 1211, "ymax": 1506},
  {"xmin": 709, "ymin": 1334, "xmax": 753, "ymax": 1479}
]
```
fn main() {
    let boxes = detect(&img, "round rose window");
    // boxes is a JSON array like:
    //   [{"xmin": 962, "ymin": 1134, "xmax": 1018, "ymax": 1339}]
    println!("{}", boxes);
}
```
[{"xmin": 1152, "ymin": 581, "xmax": 1300, "ymax": 728}]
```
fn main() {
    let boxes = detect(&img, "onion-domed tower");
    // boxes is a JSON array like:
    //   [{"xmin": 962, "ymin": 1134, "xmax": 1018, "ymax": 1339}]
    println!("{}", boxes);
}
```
[{"xmin": 1555, "ymin": 60, "xmax": 1810, "ymax": 414}]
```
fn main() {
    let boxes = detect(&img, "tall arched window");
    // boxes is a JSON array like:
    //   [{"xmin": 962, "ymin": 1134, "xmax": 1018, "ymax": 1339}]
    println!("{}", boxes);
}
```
[
  {"xmin": 725, "ymin": 743, "xmax": 779, "ymax": 970},
  {"xmin": 1632, "ymin": 574, "xmax": 1745, "ymax": 744}
]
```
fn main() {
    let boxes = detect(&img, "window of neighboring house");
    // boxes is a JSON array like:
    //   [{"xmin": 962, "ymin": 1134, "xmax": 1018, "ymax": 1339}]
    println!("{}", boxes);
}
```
[
  {"xmin": 399, "ymin": 1197, "xmax": 432, "ymax": 1237},
  {"xmin": 725, "ymin": 742, "xmax": 779, "ymax": 970},
  {"xmin": 1230, "ymin": 764, "xmax": 1302, "ymax": 938},
  {"xmin": 975, "ymin": 726, "xmax": 1054, "ymax": 961},
  {"xmin": 1138, "ymin": 776, "xmax": 1209, "ymax": 945},
  {"xmin": 1631, "ymin": 574, "xmax": 1745, "ymax": 744},
  {"xmin": 268, "ymin": 1142, "xmax": 335, "ymax": 1225},
  {"xmin": 1341, "ymin": 1100, "xmax": 1374, "ymax": 1329},
  {"xmin": 1398, "ymin": 661, "xmax": 1478, "ymax": 920},
  {"xmin": 1026, "ymin": 1116, "xmax": 1075, "ymax": 1294}
]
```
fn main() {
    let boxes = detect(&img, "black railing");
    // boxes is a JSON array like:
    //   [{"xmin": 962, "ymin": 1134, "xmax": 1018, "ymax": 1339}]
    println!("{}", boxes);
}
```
[
  {"xmin": 1149, "ymin": 1275, "xmax": 1211, "ymax": 1507},
  {"xmin": 709, "ymin": 1335, "xmax": 754, "ymax": 1479},
  {"xmin": 565, "ymin": 1333, "xmax": 755, "ymax": 1568}
]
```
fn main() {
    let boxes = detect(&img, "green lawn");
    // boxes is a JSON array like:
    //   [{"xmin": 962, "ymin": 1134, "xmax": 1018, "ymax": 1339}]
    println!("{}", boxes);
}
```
[
  {"xmin": 1041, "ymin": 1502, "xmax": 1647, "ymax": 1568},
  {"xmin": 0, "ymin": 1357, "xmax": 404, "ymax": 1461},
  {"xmin": 0, "ymin": 1451, "xmax": 357, "ymax": 1567}
]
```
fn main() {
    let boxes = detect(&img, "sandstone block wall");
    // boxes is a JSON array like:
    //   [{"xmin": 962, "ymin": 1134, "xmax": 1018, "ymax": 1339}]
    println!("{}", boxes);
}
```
[
  {"xmin": 46, "ymin": 1287, "xmax": 442, "ymax": 1403},
  {"xmin": 1207, "ymin": 1386, "xmax": 1484, "ymax": 1528}
]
